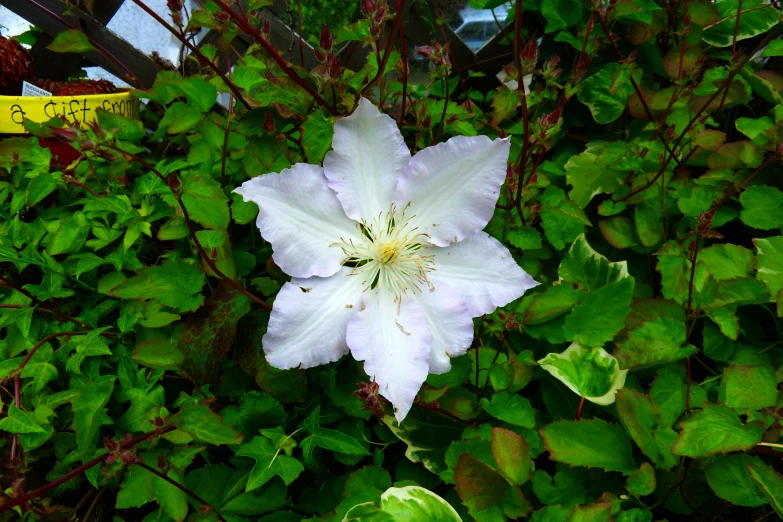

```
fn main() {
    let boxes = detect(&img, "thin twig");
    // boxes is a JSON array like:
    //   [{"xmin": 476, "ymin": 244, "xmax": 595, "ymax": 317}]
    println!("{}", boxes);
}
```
[
  {"xmin": 0, "ymin": 426, "xmax": 176, "ymax": 511},
  {"xmin": 210, "ymin": 0, "xmax": 337, "ymax": 114},
  {"xmin": 133, "ymin": 460, "xmax": 227, "ymax": 522},
  {"xmin": 22, "ymin": 0, "xmax": 144, "ymax": 87},
  {"xmin": 0, "ymin": 275, "xmax": 91, "ymax": 330},
  {"xmin": 102, "ymin": 145, "xmax": 271, "ymax": 311},
  {"xmin": 130, "ymin": 0, "xmax": 251, "ymax": 110}
]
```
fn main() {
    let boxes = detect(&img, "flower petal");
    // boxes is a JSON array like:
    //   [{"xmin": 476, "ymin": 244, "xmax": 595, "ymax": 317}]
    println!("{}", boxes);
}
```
[
  {"xmin": 394, "ymin": 136, "xmax": 510, "ymax": 246},
  {"xmin": 234, "ymin": 163, "xmax": 359, "ymax": 278},
  {"xmin": 426, "ymin": 231, "xmax": 539, "ymax": 316},
  {"xmin": 323, "ymin": 98, "xmax": 411, "ymax": 221},
  {"xmin": 263, "ymin": 268, "xmax": 363, "ymax": 369},
  {"xmin": 414, "ymin": 284, "xmax": 475, "ymax": 374},
  {"xmin": 346, "ymin": 291, "xmax": 431, "ymax": 422}
]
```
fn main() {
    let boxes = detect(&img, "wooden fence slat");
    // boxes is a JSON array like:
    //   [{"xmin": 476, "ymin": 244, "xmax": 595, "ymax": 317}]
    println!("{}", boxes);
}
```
[
  {"xmin": 28, "ymin": 0, "xmax": 127, "ymax": 81},
  {"xmin": 0, "ymin": 0, "xmax": 162, "ymax": 88}
]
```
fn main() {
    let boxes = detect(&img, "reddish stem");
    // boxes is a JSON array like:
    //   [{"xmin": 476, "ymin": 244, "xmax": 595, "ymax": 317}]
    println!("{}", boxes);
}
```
[
  {"xmin": 130, "ymin": 0, "xmax": 250, "ymax": 110},
  {"xmin": 0, "ymin": 426, "xmax": 176, "ymax": 512},
  {"xmin": 23, "ymin": 0, "xmax": 144, "ymax": 88},
  {"xmin": 209, "ymin": 0, "xmax": 337, "ymax": 114},
  {"xmin": 361, "ymin": 0, "xmax": 408, "ymax": 97},
  {"xmin": 575, "ymin": 396, "xmax": 585, "ymax": 421},
  {"xmin": 133, "ymin": 460, "xmax": 227, "ymax": 522},
  {"xmin": 103, "ymin": 145, "xmax": 272, "ymax": 311},
  {"xmin": 0, "ymin": 275, "xmax": 91, "ymax": 330},
  {"xmin": 396, "ymin": 0, "xmax": 408, "ymax": 126}
]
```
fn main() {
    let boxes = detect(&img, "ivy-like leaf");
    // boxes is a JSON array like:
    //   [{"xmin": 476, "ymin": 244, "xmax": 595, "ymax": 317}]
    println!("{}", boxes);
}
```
[{"xmin": 236, "ymin": 435, "xmax": 304, "ymax": 491}]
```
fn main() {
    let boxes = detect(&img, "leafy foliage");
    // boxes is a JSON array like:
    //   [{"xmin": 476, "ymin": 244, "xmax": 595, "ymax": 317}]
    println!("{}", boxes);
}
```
[{"xmin": 3, "ymin": 0, "xmax": 783, "ymax": 519}]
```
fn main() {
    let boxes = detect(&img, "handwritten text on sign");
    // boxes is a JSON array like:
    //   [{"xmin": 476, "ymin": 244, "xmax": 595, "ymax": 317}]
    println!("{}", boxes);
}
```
[{"xmin": 0, "ymin": 92, "xmax": 140, "ymax": 134}]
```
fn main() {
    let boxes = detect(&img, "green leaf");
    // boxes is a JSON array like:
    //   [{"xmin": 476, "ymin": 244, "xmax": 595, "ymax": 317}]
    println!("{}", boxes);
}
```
[
  {"xmin": 578, "ymin": 63, "xmax": 640, "ymax": 124},
  {"xmin": 532, "ymin": 467, "xmax": 586, "ymax": 507},
  {"xmin": 179, "ymin": 281, "xmax": 250, "ymax": 383},
  {"xmin": 0, "ymin": 405, "xmax": 46, "ymax": 434},
  {"xmin": 615, "ymin": 388, "xmax": 679, "ymax": 470},
  {"xmin": 300, "ymin": 407, "xmax": 370, "ymax": 464},
  {"xmin": 540, "ymin": 419, "xmax": 636, "ymax": 474},
  {"xmin": 178, "ymin": 77, "xmax": 218, "ymax": 112},
  {"xmin": 699, "ymin": 244, "xmax": 757, "ymax": 280},
  {"xmin": 523, "ymin": 285, "xmax": 584, "ymax": 329},
  {"xmin": 650, "ymin": 365, "xmax": 707, "ymax": 426},
  {"xmin": 762, "ymin": 40, "xmax": 783, "ymax": 57},
  {"xmin": 702, "ymin": 0, "xmax": 778, "ymax": 47},
  {"xmin": 480, "ymin": 391, "xmax": 536, "ymax": 428},
  {"xmin": 65, "ymin": 328, "xmax": 112, "ymax": 375},
  {"xmin": 236, "ymin": 435, "xmax": 304, "ymax": 491},
  {"xmin": 301, "ymin": 109, "xmax": 334, "ymax": 163},
  {"xmin": 492, "ymin": 88, "xmax": 523, "ymax": 126},
  {"xmin": 27, "ymin": 174, "xmax": 57, "ymax": 208},
  {"xmin": 180, "ymin": 171, "xmax": 230, "ymax": 230},
  {"xmin": 173, "ymin": 404, "xmax": 242, "ymax": 445},
  {"xmin": 634, "ymin": 202, "xmax": 664, "ymax": 247},
  {"xmin": 559, "ymin": 234, "xmax": 630, "ymax": 291},
  {"xmin": 133, "ymin": 340, "xmax": 184, "ymax": 370},
  {"xmin": 71, "ymin": 376, "xmax": 115, "ymax": 454},
  {"xmin": 740, "ymin": 185, "xmax": 783, "ymax": 230},
  {"xmin": 379, "ymin": 486, "xmax": 462, "ymax": 522},
  {"xmin": 110, "ymin": 261, "xmax": 205, "ymax": 313},
  {"xmin": 564, "ymin": 278, "xmax": 635, "ymax": 346},
  {"xmin": 541, "ymin": 0, "xmax": 581, "ymax": 32},
  {"xmin": 565, "ymin": 142, "xmax": 634, "ymax": 208},
  {"xmin": 673, "ymin": 403, "xmax": 766, "ymax": 457},
  {"xmin": 491, "ymin": 427, "xmax": 531, "ymax": 485},
  {"xmin": 160, "ymin": 102, "xmax": 203, "ymax": 134},
  {"xmin": 613, "ymin": 299, "xmax": 693, "ymax": 369},
  {"xmin": 539, "ymin": 187, "xmax": 591, "ymax": 250},
  {"xmin": 755, "ymin": 236, "xmax": 783, "ymax": 310},
  {"xmin": 599, "ymin": 217, "xmax": 638, "ymax": 249},
  {"xmin": 719, "ymin": 363, "xmax": 778, "ymax": 410},
  {"xmin": 454, "ymin": 453, "xmax": 507, "ymax": 511},
  {"xmin": 48, "ymin": 29, "xmax": 95, "ymax": 53},
  {"xmin": 627, "ymin": 462, "xmax": 656, "ymax": 496},
  {"xmin": 706, "ymin": 454, "xmax": 767, "ymax": 506},
  {"xmin": 748, "ymin": 464, "xmax": 783, "ymax": 518},
  {"xmin": 538, "ymin": 343, "xmax": 627, "ymax": 405}
]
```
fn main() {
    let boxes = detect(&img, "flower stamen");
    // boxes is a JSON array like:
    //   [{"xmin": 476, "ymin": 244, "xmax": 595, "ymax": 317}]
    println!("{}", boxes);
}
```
[{"xmin": 338, "ymin": 204, "xmax": 434, "ymax": 300}]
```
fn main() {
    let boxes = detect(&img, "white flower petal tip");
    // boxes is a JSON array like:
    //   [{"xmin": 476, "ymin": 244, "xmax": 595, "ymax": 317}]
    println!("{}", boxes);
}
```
[
  {"xmin": 537, "ymin": 342, "xmax": 627, "ymax": 406},
  {"xmin": 427, "ymin": 232, "xmax": 539, "ymax": 317},
  {"xmin": 233, "ymin": 164, "xmax": 359, "ymax": 278},
  {"xmin": 323, "ymin": 97, "xmax": 411, "ymax": 221},
  {"xmin": 346, "ymin": 293, "xmax": 432, "ymax": 423},
  {"xmin": 415, "ymin": 283, "xmax": 475, "ymax": 375},
  {"xmin": 263, "ymin": 268, "xmax": 363, "ymax": 370},
  {"xmin": 395, "ymin": 136, "xmax": 512, "ymax": 247}
]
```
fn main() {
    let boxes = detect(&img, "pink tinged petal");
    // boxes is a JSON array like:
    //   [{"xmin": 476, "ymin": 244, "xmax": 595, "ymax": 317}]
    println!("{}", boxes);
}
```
[
  {"xmin": 414, "ymin": 284, "xmax": 475, "ymax": 374},
  {"xmin": 323, "ymin": 97, "xmax": 411, "ymax": 221},
  {"xmin": 426, "ymin": 231, "xmax": 539, "ymax": 317},
  {"xmin": 346, "ymin": 292, "xmax": 432, "ymax": 422},
  {"xmin": 394, "ymin": 136, "xmax": 511, "ymax": 247},
  {"xmin": 234, "ymin": 163, "xmax": 359, "ymax": 278},
  {"xmin": 263, "ymin": 268, "xmax": 364, "ymax": 370}
]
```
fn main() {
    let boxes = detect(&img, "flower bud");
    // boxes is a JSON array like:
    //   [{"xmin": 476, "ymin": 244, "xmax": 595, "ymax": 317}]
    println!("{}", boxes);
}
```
[
  {"xmin": 362, "ymin": 0, "xmax": 377, "ymax": 15},
  {"xmin": 320, "ymin": 24, "xmax": 333, "ymax": 51},
  {"xmin": 50, "ymin": 126, "xmax": 80, "ymax": 143}
]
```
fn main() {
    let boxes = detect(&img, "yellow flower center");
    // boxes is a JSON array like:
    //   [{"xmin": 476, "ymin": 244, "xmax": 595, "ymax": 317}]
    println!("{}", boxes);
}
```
[{"xmin": 337, "ymin": 204, "xmax": 434, "ymax": 300}]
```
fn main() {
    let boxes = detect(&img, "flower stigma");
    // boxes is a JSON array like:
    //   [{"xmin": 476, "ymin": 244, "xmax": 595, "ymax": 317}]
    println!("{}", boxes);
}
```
[{"xmin": 337, "ymin": 204, "xmax": 435, "ymax": 300}]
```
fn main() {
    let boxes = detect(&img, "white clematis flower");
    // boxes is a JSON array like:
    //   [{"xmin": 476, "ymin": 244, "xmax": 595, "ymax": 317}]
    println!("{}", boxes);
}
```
[{"xmin": 234, "ymin": 98, "xmax": 538, "ymax": 422}]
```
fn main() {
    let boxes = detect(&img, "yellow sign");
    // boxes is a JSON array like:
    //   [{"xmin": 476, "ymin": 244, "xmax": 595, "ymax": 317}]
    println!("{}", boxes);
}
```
[{"xmin": 0, "ymin": 92, "xmax": 140, "ymax": 134}]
